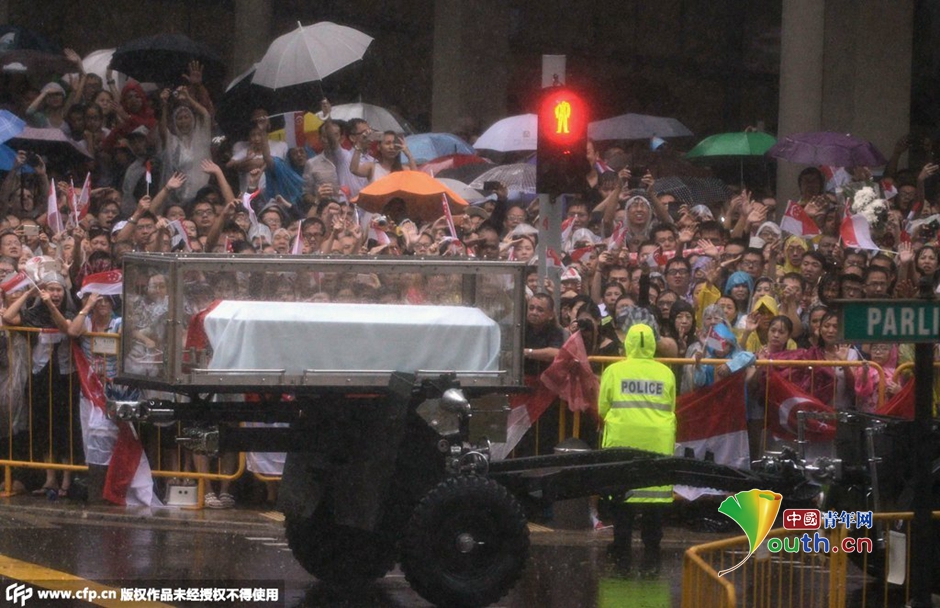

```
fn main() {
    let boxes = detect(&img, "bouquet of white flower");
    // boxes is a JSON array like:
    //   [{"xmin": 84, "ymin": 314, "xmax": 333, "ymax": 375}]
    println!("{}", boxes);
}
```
[{"xmin": 850, "ymin": 186, "xmax": 888, "ymax": 231}]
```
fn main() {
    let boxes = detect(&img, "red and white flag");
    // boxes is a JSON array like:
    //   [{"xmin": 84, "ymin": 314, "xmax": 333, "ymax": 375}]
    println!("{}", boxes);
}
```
[
  {"xmin": 560, "ymin": 216, "xmax": 574, "ymax": 244},
  {"xmin": 442, "ymin": 194, "xmax": 457, "ymax": 238},
  {"xmin": 241, "ymin": 189, "xmax": 261, "ymax": 227},
  {"xmin": 766, "ymin": 371, "xmax": 836, "ymax": 442},
  {"xmin": 569, "ymin": 246, "xmax": 594, "ymax": 264},
  {"xmin": 0, "ymin": 271, "xmax": 31, "ymax": 294},
  {"xmin": 144, "ymin": 160, "xmax": 152, "ymax": 185},
  {"xmin": 167, "ymin": 219, "xmax": 192, "ymax": 252},
  {"xmin": 72, "ymin": 341, "xmax": 155, "ymax": 507},
  {"xmin": 76, "ymin": 172, "xmax": 91, "ymax": 220},
  {"xmin": 674, "ymin": 373, "xmax": 750, "ymax": 499},
  {"xmin": 490, "ymin": 333, "xmax": 594, "ymax": 461},
  {"xmin": 780, "ymin": 200, "xmax": 820, "ymax": 238},
  {"xmin": 874, "ymin": 379, "xmax": 914, "ymax": 419},
  {"xmin": 283, "ymin": 111, "xmax": 306, "ymax": 148},
  {"xmin": 47, "ymin": 179, "xmax": 65, "ymax": 234},
  {"xmin": 545, "ymin": 247, "xmax": 564, "ymax": 269},
  {"xmin": 77, "ymin": 270, "xmax": 123, "ymax": 298},
  {"xmin": 820, "ymin": 165, "xmax": 851, "ymax": 192},
  {"xmin": 607, "ymin": 221, "xmax": 627, "ymax": 251},
  {"xmin": 290, "ymin": 220, "xmax": 304, "ymax": 254},
  {"xmin": 840, "ymin": 212, "xmax": 879, "ymax": 250},
  {"xmin": 881, "ymin": 177, "xmax": 898, "ymax": 200}
]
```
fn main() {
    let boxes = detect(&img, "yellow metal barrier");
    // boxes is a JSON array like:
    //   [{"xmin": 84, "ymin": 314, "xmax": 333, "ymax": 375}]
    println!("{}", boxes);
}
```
[
  {"xmin": 682, "ymin": 511, "xmax": 940, "ymax": 608},
  {"xmin": 0, "ymin": 326, "xmax": 257, "ymax": 506}
]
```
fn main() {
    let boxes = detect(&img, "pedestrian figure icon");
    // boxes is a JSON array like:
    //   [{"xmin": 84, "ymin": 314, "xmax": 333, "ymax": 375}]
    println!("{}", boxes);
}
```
[{"xmin": 555, "ymin": 101, "xmax": 571, "ymax": 134}]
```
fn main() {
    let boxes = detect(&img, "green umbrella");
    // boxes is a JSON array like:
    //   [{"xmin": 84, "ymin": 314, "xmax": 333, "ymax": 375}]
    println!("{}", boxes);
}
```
[
  {"xmin": 685, "ymin": 131, "xmax": 777, "ymax": 185},
  {"xmin": 686, "ymin": 131, "xmax": 777, "ymax": 158}
]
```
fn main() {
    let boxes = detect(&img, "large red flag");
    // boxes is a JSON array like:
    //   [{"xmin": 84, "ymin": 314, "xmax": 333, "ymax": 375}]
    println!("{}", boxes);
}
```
[
  {"xmin": 675, "ymin": 373, "xmax": 750, "ymax": 499},
  {"xmin": 766, "ymin": 371, "xmax": 837, "ymax": 442},
  {"xmin": 780, "ymin": 201, "xmax": 820, "ymax": 238},
  {"xmin": 539, "ymin": 331, "xmax": 599, "ymax": 418},
  {"xmin": 874, "ymin": 379, "xmax": 914, "ymax": 419},
  {"xmin": 71, "ymin": 342, "xmax": 154, "ymax": 507}
]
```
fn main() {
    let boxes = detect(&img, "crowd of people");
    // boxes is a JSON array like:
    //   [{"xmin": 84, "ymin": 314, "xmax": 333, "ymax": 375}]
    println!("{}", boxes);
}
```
[{"xmin": 0, "ymin": 47, "xmax": 933, "ymax": 509}]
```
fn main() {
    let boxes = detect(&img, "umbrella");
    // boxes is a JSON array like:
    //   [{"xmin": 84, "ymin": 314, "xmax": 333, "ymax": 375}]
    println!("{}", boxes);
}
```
[
  {"xmin": 469, "ymin": 163, "xmax": 536, "ymax": 198},
  {"xmin": 110, "ymin": 33, "xmax": 225, "ymax": 84},
  {"xmin": 687, "ymin": 131, "xmax": 777, "ymax": 159},
  {"xmin": 1, "ymin": 49, "xmax": 74, "ymax": 76},
  {"xmin": 766, "ymin": 132, "xmax": 887, "ymax": 167},
  {"xmin": 402, "ymin": 133, "xmax": 474, "ymax": 165},
  {"xmin": 0, "ymin": 144, "xmax": 34, "ymax": 173},
  {"xmin": 436, "ymin": 178, "xmax": 483, "ymax": 203},
  {"xmin": 0, "ymin": 25, "xmax": 61, "ymax": 53},
  {"xmin": 686, "ymin": 131, "xmax": 777, "ymax": 184},
  {"xmin": 588, "ymin": 113, "xmax": 693, "ymax": 141},
  {"xmin": 356, "ymin": 171, "xmax": 468, "ymax": 222},
  {"xmin": 216, "ymin": 64, "xmax": 321, "ymax": 139},
  {"xmin": 652, "ymin": 176, "xmax": 732, "ymax": 205},
  {"xmin": 418, "ymin": 153, "xmax": 491, "ymax": 177},
  {"xmin": 473, "ymin": 114, "xmax": 537, "ymax": 152},
  {"xmin": 435, "ymin": 161, "xmax": 495, "ymax": 184},
  {"xmin": 0, "ymin": 110, "xmax": 25, "ymax": 145},
  {"xmin": 328, "ymin": 103, "xmax": 410, "ymax": 134},
  {"xmin": 252, "ymin": 21, "xmax": 372, "ymax": 90},
  {"xmin": 7, "ymin": 126, "xmax": 93, "ymax": 164}
]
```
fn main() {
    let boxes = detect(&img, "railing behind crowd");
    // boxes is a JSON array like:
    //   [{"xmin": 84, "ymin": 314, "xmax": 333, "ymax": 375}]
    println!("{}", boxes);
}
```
[
  {"xmin": 1, "ymin": 334, "xmax": 893, "ymax": 497},
  {"xmin": 0, "ymin": 327, "xmax": 243, "ymax": 507}
]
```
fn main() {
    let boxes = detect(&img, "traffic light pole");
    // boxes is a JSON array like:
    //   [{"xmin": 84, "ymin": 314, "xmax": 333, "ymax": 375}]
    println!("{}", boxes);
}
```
[{"xmin": 536, "ymin": 193, "xmax": 563, "ymax": 314}]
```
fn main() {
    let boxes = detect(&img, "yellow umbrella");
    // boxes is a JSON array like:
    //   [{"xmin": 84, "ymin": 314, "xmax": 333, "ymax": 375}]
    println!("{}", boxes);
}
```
[{"xmin": 357, "ymin": 170, "xmax": 469, "ymax": 222}]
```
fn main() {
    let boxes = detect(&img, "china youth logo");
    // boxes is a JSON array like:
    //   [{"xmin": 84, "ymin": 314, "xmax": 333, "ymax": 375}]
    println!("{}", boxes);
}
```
[{"xmin": 716, "ymin": 489, "xmax": 783, "ymax": 576}]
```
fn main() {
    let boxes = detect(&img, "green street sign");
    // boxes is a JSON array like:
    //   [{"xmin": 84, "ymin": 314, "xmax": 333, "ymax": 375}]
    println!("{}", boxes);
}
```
[{"xmin": 838, "ymin": 299, "xmax": 940, "ymax": 343}]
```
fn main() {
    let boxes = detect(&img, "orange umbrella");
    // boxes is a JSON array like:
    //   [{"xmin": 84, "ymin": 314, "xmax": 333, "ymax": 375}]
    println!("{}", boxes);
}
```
[{"xmin": 356, "ymin": 170, "xmax": 469, "ymax": 222}]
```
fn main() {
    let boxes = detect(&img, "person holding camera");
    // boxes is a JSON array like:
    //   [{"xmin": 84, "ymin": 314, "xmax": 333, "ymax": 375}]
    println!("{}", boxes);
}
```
[{"xmin": 350, "ymin": 131, "xmax": 416, "ymax": 183}]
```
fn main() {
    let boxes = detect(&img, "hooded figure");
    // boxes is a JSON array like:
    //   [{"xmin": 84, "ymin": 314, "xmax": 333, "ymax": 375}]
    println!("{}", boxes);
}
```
[
  {"xmin": 623, "ymin": 194, "xmax": 655, "ymax": 250},
  {"xmin": 694, "ymin": 321, "xmax": 756, "ymax": 388},
  {"xmin": 598, "ymin": 322, "xmax": 676, "ymax": 567}
]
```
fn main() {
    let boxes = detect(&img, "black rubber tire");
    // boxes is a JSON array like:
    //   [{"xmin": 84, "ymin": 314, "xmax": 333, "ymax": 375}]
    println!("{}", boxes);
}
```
[
  {"xmin": 285, "ymin": 499, "xmax": 396, "ymax": 586},
  {"xmin": 400, "ymin": 476, "xmax": 529, "ymax": 608}
]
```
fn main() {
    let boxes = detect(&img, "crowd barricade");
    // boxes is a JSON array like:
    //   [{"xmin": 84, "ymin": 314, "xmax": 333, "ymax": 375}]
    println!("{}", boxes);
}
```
[
  {"xmin": 0, "ymin": 326, "xmax": 251, "ymax": 507},
  {"xmin": 682, "ymin": 511, "xmax": 940, "ymax": 608}
]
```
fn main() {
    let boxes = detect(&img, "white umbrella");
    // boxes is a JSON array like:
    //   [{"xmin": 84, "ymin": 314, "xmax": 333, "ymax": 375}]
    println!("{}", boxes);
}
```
[
  {"xmin": 65, "ymin": 49, "xmax": 155, "ymax": 93},
  {"xmin": 252, "ymin": 21, "xmax": 372, "ymax": 90},
  {"xmin": 473, "ymin": 114, "xmax": 537, "ymax": 152},
  {"xmin": 588, "ymin": 113, "xmax": 693, "ymax": 141},
  {"xmin": 436, "ymin": 178, "xmax": 483, "ymax": 202},
  {"xmin": 469, "ymin": 163, "xmax": 536, "ymax": 200},
  {"xmin": 328, "ymin": 102, "xmax": 410, "ymax": 134}
]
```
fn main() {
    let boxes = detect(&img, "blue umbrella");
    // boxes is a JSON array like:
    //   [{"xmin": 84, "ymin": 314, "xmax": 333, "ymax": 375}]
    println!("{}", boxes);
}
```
[
  {"xmin": 0, "ymin": 144, "xmax": 34, "ymax": 173},
  {"xmin": 0, "ymin": 110, "xmax": 26, "ymax": 145},
  {"xmin": 402, "ymin": 133, "xmax": 474, "ymax": 165}
]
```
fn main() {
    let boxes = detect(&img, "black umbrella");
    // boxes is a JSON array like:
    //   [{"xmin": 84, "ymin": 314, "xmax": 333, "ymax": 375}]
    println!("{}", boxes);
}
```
[
  {"xmin": 0, "ymin": 25, "xmax": 61, "ymax": 53},
  {"xmin": 110, "ymin": 33, "xmax": 225, "ymax": 84},
  {"xmin": 215, "ymin": 65, "xmax": 323, "ymax": 140}
]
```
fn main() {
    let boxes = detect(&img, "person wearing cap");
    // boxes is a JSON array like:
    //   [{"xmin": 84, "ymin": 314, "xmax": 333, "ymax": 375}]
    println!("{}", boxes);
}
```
[
  {"xmin": 25, "ymin": 82, "xmax": 68, "ymax": 128},
  {"xmin": 598, "ymin": 322, "xmax": 676, "ymax": 573},
  {"xmin": 3, "ymin": 272, "xmax": 79, "ymax": 498}
]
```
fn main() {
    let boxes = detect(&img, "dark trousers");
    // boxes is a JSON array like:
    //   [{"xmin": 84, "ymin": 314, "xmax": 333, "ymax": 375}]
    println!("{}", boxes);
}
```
[{"xmin": 610, "ymin": 502, "xmax": 664, "ymax": 554}]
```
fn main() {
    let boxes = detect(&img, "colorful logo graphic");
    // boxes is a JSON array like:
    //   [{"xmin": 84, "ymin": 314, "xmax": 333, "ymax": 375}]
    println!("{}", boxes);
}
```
[{"xmin": 716, "ymin": 489, "xmax": 783, "ymax": 577}]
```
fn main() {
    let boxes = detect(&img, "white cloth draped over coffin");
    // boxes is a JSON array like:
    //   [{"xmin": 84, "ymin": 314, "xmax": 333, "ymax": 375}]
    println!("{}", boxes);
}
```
[{"xmin": 203, "ymin": 301, "xmax": 502, "ymax": 374}]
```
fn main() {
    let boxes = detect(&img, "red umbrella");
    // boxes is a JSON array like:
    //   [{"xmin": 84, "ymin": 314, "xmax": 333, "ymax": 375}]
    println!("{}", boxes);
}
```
[{"xmin": 418, "ymin": 153, "xmax": 491, "ymax": 177}]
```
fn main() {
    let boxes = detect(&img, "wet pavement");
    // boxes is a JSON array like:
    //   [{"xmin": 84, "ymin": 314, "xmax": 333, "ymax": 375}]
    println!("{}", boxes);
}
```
[{"xmin": 0, "ymin": 494, "xmax": 707, "ymax": 607}]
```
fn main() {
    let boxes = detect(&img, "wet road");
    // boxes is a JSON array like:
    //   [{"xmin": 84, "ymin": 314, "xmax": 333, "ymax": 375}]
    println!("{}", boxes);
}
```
[{"xmin": 0, "ymin": 505, "xmax": 690, "ymax": 608}]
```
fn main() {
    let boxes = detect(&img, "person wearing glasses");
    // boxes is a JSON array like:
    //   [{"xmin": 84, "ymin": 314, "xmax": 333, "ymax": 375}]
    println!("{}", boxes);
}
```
[{"xmin": 663, "ymin": 257, "xmax": 692, "ymax": 300}]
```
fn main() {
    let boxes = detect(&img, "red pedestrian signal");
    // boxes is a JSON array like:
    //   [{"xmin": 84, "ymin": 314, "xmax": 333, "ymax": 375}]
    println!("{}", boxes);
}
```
[{"xmin": 537, "ymin": 87, "xmax": 589, "ymax": 194}]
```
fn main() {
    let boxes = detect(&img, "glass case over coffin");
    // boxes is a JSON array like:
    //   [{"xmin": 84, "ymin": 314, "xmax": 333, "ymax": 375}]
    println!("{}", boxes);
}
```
[{"xmin": 119, "ymin": 254, "xmax": 526, "ymax": 391}]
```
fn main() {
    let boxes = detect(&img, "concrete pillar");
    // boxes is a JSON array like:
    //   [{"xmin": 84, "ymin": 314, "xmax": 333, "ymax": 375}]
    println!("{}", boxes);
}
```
[
  {"xmin": 232, "ymin": 0, "xmax": 272, "ymax": 78},
  {"xmin": 777, "ymin": 0, "xmax": 914, "ymax": 202},
  {"xmin": 776, "ymin": 0, "xmax": 826, "ymax": 202},
  {"xmin": 431, "ymin": 0, "xmax": 509, "ymax": 135}
]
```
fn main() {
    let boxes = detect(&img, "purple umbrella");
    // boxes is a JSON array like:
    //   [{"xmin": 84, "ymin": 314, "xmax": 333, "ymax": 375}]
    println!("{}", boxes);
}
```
[{"xmin": 766, "ymin": 131, "xmax": 887, "ymax": 167}]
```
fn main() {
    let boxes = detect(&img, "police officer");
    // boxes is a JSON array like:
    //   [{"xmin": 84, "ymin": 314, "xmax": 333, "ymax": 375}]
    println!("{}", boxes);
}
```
[{"xmin": 598, "ymin": 322, "xmax": 676, "ymax": 573}]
